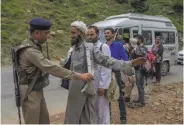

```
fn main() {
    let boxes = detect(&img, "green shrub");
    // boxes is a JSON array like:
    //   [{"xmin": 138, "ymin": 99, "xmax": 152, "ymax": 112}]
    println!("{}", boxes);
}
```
[
  {"xmin": 130, "ymin": 0, "xmax": 149, "ymax": 12},
  {"xmin": 172, "ymin": 0, "xmax": 183, "ymax": 13}
]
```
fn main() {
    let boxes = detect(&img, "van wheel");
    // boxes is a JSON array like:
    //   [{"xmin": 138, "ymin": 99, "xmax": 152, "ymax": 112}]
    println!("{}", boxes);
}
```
[{"xmin": 161, "ymin": 61, "xmax": 169, "ymax": 76}]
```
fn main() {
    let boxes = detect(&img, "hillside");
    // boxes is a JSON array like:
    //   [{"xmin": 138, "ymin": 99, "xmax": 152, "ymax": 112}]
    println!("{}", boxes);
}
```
[{"xmin": 1, "ymin": 0, "xmax": 183, "ymax": 66}]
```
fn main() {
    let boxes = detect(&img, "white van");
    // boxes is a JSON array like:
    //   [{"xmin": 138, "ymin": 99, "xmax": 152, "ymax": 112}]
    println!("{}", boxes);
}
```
[{"xmin": 93, "ymin": 13, "xmax": 178, "ymax": 76}]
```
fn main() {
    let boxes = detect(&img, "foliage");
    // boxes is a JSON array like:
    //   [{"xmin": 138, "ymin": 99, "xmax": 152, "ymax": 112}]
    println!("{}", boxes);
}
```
[
  {"xmin": 1, "ymin": 0, "xmax": 183, "ymax": 66},
  {"xmin": 172, "ymin": 0, "xmax": 183, "ymax": 13}
]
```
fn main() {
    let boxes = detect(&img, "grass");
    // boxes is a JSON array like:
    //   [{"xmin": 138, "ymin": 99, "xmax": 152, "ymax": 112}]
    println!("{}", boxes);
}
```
[{"xmin": 1, "ymin": 0, "xmax": 183, "ymax": 66}]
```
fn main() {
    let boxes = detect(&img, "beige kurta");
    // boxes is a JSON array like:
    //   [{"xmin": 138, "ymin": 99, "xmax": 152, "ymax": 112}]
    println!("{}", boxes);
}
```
[{"xmin": 64, "ymin": 40, "xmax": 132, "ymax": 124}]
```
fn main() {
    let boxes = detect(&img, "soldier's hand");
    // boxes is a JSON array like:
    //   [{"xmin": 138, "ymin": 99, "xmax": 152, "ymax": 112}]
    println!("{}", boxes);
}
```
[
  {"xmin": 132, "ymin": 57, "xmax": 147, "ymax": 66},
  {"xmin": 55, "ymin": 56, "xmax": 61, "ymax": 60},
  {"xmin": 98, "ymin": 88, "xmax": 105, "ymax": 96},
  {"xmin": 79, "ymin": 73, "xmax": 93, "ymax": 81},
  {"xmin": 125, "ymin": 81, "xmax": 131, "ymax": 87}
]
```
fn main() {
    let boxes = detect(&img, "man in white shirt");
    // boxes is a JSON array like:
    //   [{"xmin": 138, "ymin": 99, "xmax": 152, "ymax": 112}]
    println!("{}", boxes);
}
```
[{"xmin": 86, "ymin": 26, "xmax": 111, "ymax": 124}]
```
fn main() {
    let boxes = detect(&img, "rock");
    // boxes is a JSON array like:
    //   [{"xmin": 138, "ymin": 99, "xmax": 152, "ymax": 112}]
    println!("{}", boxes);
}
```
[
  {"xmin": 167, "ymin": 107, "xmax": 174, "ymax": 111},
  {"xmin": 166, "ymin": 85, "xmax": 174, "ymax": 90},
  {"xmin": 26, "ymin": 10, "xmax": 31, "ymax": 13},
  {"xmin": 54, "ymin": 114, "xmax": 60, "ymax": 119},
  {"xmin": 168, "ymin": 10, "xmax": 175, "ymax": 14},
  {"xmin": 145, "ymin": 95, "xmax": 150, "ymax": 100},
  {"xmin": 63, "ymin": 3, "xmax": 68, "ymax": 8},
  {"xmin": 50, "ymin": 31, "xmax": 56, "ymax": 36},
  {"xmin": 154, "ymin": 102, "xmax": 160, "ymax": 106},
  {"xmin": 176, "ymin": 110, "xmax": 182, "ymax": 115},
  {"xmin": 166, "ymin": 116, "xmax": 172, "ymax": 120},
  {"xmin": 176, "ymin": 99, "xmax": 183, "ymax": 103},
  {"xmin": 57, "ymin": 30, "xmax": 64, "ymax": 34},
  {"xmin": 176, "ymin": 89, "xmax": 183, "ymax": 99},
  {"xmin": 153, "ymin": 107, "xmax": 157, "ymax": 111},
  {"xmin": 174, "ymin": 106, "xmax": 179, "ymax": 110}
]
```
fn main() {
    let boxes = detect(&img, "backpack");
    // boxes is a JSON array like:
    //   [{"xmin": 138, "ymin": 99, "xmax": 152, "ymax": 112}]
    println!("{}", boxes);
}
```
[{"xmin": 141, "ymin": 51, "xmax": 156, "ymax": 85}]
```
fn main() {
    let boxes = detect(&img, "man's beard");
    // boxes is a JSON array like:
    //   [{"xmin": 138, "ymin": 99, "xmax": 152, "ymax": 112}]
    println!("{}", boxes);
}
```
[
  {"xmin": 71, "ymin": 35, "xmax": 81, "ymax": 46},
  {"xmin": 87, "ymin": 37, "xmax": 98, "ymax": 43}
]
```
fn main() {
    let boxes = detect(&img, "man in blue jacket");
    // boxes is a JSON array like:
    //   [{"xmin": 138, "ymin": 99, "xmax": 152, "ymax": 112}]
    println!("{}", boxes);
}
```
[{"xmin": 104, "ymin": 27, "xmax": 128, "ymax": 124}]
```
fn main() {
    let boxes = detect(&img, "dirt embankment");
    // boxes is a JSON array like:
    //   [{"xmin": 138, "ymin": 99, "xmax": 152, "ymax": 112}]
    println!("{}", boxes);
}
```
[{"xmin": 50, "ymin": 82, "xmax": 183, "ymax": 124}]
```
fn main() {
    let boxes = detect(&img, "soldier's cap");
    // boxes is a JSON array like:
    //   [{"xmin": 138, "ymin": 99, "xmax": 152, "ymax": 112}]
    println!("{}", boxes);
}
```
[{"xmin": 29, "ymin": 17, "xmax": 51, "ymax": 30}]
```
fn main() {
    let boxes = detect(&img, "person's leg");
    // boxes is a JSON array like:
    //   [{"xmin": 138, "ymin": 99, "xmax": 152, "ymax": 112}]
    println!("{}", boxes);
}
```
[
  {"xmin": 96, "ymin": 96, "xmax": 110, "ymax": 124},
  {"xmin": 80, "ymin": 96, "xmax": 96, "ymax": 124},
  {"xmin": 138, "ymin": 71, "xmax": 145, "ymax": 105},
  {"xmin": 157, "ymin": 63, "xmax": 161, "ymax": 83},
  {"xmin": 155, "ymin": 63, "xmax": 160, "ymax": 82},
  {"xmin": 109, "ymin": 102, "xmax": 112, "ymax": 119},
  {"xmin": 39, "ymin": 90, "xmax": 50, "ymax": 124},
  {"xmin": 135, "ymin": 70, "xmax": 140, "ymax": 102},
  {"xmin": 135, "ymin": 70, "xmax": 145, "ymax": 106},
  {"xmin": 114, "ymin": 71, "xmax": 127, "ymax": 123},
  {"xmin": 19, "ymin": 85, "xmax": 41, "ymax": 124},
  {"xmin": 21, "ymin": 91, "xmax": 41, "ymax": 124},
  {"xmin": 118, "ymin": 91, "xmax": 127, "ymax": 123}
]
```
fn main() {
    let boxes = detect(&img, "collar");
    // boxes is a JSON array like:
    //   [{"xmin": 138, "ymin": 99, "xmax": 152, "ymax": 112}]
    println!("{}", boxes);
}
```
[
  {"xmin": 94, "ymin": 40, "xmax": 100, "ymax": 46},
  {"xmin": 29, "ymin": 37, "xmax": 42, "ymax": 51},
  {"xmin": 107, "ymin": 41, "xmax": 115, "ymax": 47},
  {"xmin": 74, "ymin": 39, "xmax": 84, "ymax": 50}
]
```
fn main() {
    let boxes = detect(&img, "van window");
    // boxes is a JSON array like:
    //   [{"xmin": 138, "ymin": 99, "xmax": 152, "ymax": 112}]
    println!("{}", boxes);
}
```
[
  {"xmin": 133, "ymin": 30, "xmax": 152, "ymax": 45},
  {"xmin": 133, "ymin": 30, "xmax": 138, "ymax": 37},
  {"xmin": 115, "ymin": 28, "xmax": 130, "ymax": 44},
  {"xmin": 155, "ymin": 31, "xmax": 175, "ymax": 44},
  {"xmin": 143, "ymin": 30, "xmax": 152, "ymax": 45},
  {"xmin": 169, "ymin": 32, "xmax": 175, "ymax": 44},
  {"xmin": 115, "ymin": 28, "xmax": 123, "ymax": 42},
  {"xmin": 123, "ymin": 28, "xmax": 130, "ymax": 40}
]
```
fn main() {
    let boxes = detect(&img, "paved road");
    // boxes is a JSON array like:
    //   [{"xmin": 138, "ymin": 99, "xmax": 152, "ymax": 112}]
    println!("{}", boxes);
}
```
[
  {"xmin": 1, "ymin": 65, "xmax": 183, "ymax": 124},
  {"xmin": 1, "ymin": 66, "xmax": 68, "ymax": 124}
]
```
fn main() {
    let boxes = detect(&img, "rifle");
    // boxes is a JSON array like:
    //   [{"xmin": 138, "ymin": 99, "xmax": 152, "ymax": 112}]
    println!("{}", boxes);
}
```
[{"xmin": 11, "ymin": 47, "xmax": 22, "ymax": 124}]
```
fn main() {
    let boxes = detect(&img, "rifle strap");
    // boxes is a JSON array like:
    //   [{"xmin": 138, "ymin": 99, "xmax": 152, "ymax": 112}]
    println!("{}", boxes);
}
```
[
  {"xmin": 23, "ymin": 69, "xmax": 41, "ymax": 102},
  {"xmin": 46, "ymin": 42, "xmax": 50, "ymax": 60},
  {"xmin": 99, "ymin": 43, "xmax": 104, "ymax": 52}
]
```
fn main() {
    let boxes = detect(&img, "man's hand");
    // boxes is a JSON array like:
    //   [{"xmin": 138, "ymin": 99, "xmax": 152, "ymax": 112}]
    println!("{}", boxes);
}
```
[
  {"xmin": 132, "ymin": 57, "xmax": 147, "ymax": 66},
  {"xmin": 55, "ymin": 56, "xmax": 61, "ymax": 61},
  {"xmin": 125, "ymin": 81, "xmax": 131, "ymax": 87},
  {"xmin": 79, "ymin": 73, "xmax": 93, "ymax": 81},
  {"xmin": 98, "ymin": 88, "xmax": 105, "ymax": 96}
]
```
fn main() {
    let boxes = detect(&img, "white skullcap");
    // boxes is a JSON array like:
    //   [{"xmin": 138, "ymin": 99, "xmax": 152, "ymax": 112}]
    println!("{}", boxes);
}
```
[
  {"xmin": 130, "ymin": 38, "xmax": 138, "ymax": 48},
  {"xmin": 71, "ymin": 21, "xmax": 87, "ymax": 34}
]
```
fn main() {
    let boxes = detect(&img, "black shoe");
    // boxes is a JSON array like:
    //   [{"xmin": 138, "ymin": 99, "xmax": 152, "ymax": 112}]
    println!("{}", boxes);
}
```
[{"xmin": 134, "ymin": 102, "xmax": 145, "ymax": 107}]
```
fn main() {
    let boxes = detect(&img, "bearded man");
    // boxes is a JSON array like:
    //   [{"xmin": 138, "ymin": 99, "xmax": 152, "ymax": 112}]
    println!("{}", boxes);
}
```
[{"xmin": 64, "ymin": 21, "xmax": 147, "ymax": 124}]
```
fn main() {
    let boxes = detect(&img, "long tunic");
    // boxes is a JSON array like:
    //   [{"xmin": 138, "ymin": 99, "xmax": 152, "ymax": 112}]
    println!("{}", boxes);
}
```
[
  {"xmin": 95, "ymin": 41, "xmax": 111, "ymax": 124},
  {"xmin": 64, "ymin": 40, "xmax": 132, "ymax": 124}
]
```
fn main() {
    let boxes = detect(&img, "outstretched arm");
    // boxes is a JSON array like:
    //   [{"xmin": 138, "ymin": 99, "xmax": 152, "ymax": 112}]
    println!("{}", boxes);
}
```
[{"xmin": 92, "ymin": 45, "xmax": 132, "ymax": 71}]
